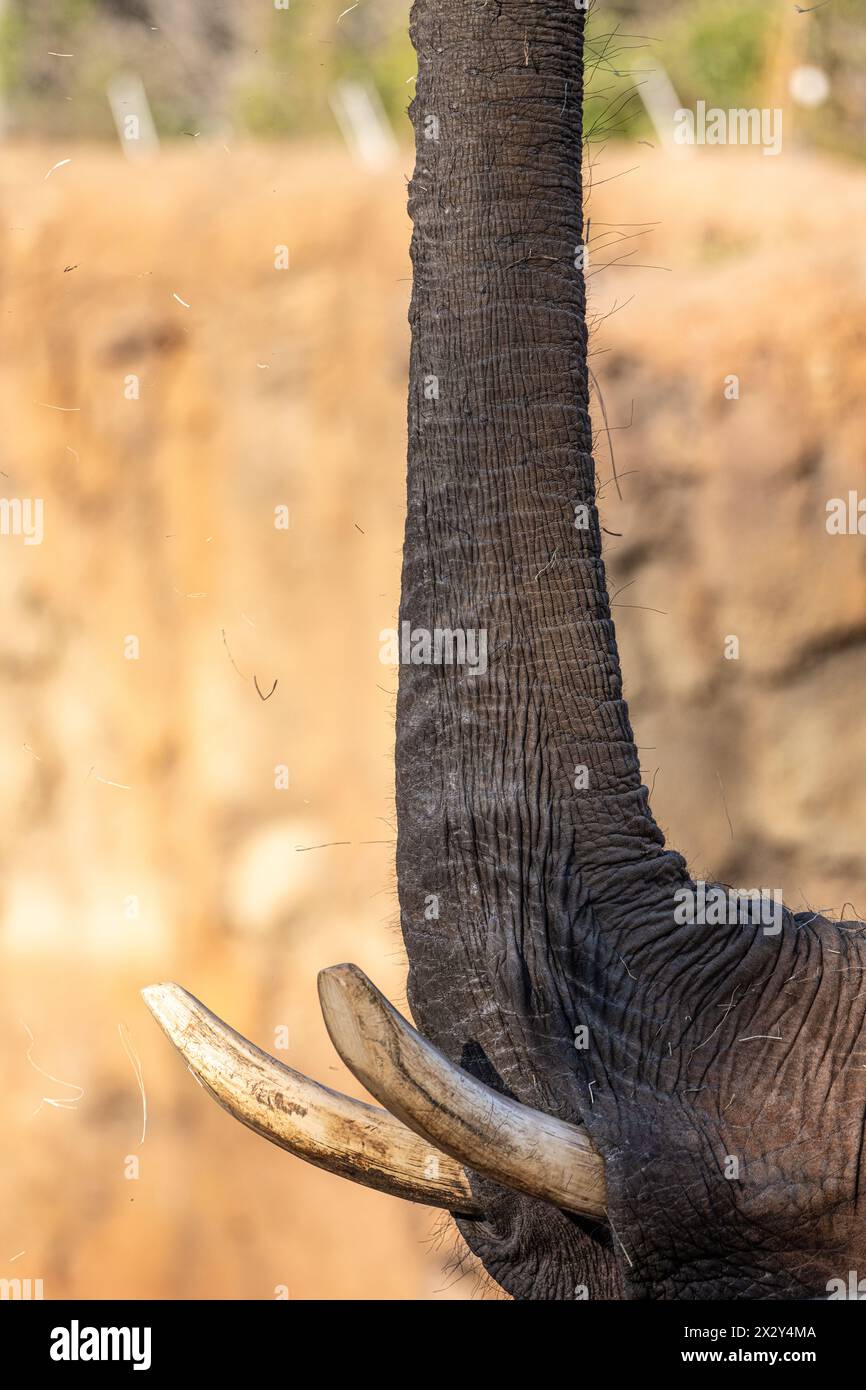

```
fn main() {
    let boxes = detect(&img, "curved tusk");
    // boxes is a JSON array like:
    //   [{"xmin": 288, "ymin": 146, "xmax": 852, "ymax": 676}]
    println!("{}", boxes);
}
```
[
  {"xmin": 318, "ymin": 964, "xmax": 607, "ymax": 1221},
  {"xmin": 141, "ymin": 982, "xmax": 480, "ymax": 1215}
]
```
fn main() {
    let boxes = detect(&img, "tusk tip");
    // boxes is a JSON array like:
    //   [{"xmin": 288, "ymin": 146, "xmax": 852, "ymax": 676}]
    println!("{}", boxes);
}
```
[
  {"xmin": 317, "ymin": 965, "xmax": 382, "ymax": 1077},
  {"xmin": 140, "ymin": 981, "xmax": 198, "ymax": 1045},
  {"xmin": 318, "ymin": 961, "xmax": 376, "ymax": 1014},
  {"xmin": 317, "ymin": 961, "xmax": 365, "ymax": 1005},
  {"xmin": 317, "ymin": 961, "xmax": 360, "ymax": 982}
]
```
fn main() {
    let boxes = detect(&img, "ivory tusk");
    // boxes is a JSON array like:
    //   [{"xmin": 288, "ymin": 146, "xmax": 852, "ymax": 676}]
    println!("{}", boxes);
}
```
[
  {"xmin": 141, "ymin": 981, "xmax": 480, "ymax": 1214},
  {"xmin": 317, "ymin": 964, "xmax": 607, "ymax": 1220}
]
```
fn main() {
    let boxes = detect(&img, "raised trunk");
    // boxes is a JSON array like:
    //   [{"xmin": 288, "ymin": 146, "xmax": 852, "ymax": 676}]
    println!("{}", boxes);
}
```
[{"xmin": 396, "ymin": 0, "xmax": 686, "ymax": 1295}]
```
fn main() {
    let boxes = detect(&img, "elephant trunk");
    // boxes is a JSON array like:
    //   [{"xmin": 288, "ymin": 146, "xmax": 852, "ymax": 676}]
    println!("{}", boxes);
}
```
[{"xmin": 397, "ymin": 0, "xmax": 682, "ymax": 1114}]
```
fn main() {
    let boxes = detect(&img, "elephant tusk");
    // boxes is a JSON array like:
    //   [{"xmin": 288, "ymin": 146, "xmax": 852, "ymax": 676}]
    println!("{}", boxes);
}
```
[
  {"xmin": 141, "ymin": 981, "xmax": 480, "ymax": 1214},
  {"xmin": 317, "ymin": 964, "xmax": 607, "ymax": 1222}
]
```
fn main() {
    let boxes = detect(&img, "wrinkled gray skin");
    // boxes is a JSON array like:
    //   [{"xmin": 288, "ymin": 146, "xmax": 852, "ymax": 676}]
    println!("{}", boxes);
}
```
[{"xmin": 396, "ymin": 0, "xmax": 866, "ymax": 1300}]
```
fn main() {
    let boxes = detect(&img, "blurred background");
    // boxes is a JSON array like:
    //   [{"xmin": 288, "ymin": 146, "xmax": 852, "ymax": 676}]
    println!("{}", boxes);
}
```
[{"xmin": 0, "ymin": 0, "xmax": 864, "ymax": 1300}]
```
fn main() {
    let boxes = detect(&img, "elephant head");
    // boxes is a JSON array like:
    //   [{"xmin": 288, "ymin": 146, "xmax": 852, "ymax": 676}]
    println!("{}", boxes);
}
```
[{"xmin": 143, "ymin": 0, "xmax": 866, "ymax": 1300}]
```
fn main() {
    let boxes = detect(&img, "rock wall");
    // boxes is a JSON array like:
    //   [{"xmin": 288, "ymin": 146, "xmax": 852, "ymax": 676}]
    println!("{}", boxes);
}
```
[{"xmin": 0, "ymin": 140, "xmax": 862, "ymax": 1297}]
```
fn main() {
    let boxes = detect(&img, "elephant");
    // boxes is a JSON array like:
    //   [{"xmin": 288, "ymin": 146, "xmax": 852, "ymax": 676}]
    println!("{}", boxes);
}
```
[{"xmin": 143, "ymin": 1, "xmax": 866, "ymax": 1300}]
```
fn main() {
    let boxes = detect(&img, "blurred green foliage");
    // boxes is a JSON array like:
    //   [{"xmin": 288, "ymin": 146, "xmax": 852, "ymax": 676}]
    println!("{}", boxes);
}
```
[
  {"xmin": 232, "ymin": 5, "xmax": 415, "ymax": 139},
  {"xmin": 0, "ymin": 0, "xmax": 861, "ymax": 158},
  {"xmin": 664, "ymin": 0, "xmax": 774, "ymax": 106},
  {"xmin": 585, "ymin": 0, "xmax": 866, "ymax": 159}
]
